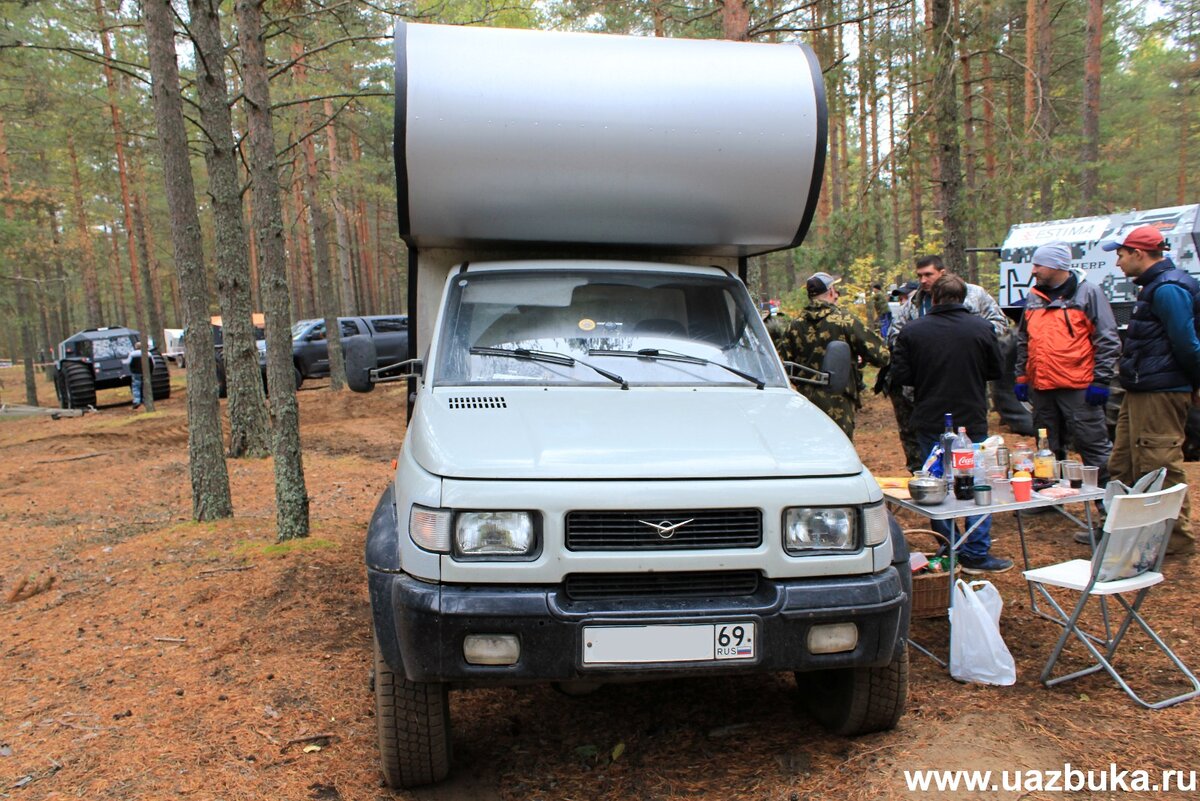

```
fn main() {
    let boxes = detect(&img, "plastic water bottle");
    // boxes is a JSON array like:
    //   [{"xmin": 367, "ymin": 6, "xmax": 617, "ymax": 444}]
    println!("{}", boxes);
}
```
[{"xmin": 939, "ymin": 413, "xmax": 956, "ymax": 480}]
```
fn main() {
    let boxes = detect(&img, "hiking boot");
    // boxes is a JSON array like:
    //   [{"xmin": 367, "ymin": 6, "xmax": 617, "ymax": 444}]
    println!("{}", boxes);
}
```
[{"xmin": 958, "ymin": 554, "xmax": 1014, "ymax": 575}]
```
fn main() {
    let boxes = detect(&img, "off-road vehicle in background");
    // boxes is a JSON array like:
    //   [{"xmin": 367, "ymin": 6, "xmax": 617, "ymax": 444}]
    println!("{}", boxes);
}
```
[{"xmin": 52, "ymin": 326, "xmax": 170, "ymax": 409}]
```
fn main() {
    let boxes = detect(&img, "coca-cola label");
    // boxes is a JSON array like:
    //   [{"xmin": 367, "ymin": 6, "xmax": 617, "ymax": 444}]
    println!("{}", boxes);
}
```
[{"xmin": 952, "ymin": 449, "xmax": 975, "ymax": 471}]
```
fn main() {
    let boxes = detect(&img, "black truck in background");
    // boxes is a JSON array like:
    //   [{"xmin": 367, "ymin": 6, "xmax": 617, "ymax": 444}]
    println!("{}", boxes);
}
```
[
  {"xmin": 216, "ymin": 314, "xmax": 409, "ymax": 396},
  {"xmin": 290, "ymin": 315, "xmax": 408, "ymax": 386}
]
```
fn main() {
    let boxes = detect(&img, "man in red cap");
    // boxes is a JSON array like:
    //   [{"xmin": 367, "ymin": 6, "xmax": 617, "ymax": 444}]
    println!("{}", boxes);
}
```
[{"xmin": 1103, "ymin": 224, "xmax": 1200, "ymax": 556}]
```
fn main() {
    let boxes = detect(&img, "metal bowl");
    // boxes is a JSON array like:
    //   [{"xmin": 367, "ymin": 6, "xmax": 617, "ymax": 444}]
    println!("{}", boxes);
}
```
[{"xmin": 907, "ymin": 477, "xmax": 949, "ymax": 505}]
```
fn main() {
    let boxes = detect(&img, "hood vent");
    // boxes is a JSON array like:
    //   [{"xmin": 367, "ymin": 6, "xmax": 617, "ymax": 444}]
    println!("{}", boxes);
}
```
[{"xmin": 448, "ymin": 395, "xmax": 507, "ymax": 410}]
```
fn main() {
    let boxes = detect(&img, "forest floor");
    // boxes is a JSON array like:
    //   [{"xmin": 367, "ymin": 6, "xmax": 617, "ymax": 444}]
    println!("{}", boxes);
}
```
[{"xmin": 0, "ymin": 364, "xmax": 1198, "ymax": 801}]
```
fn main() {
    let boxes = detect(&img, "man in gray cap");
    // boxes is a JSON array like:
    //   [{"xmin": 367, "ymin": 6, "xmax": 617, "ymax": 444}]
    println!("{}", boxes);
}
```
[{"xmin": 1015, "ymin": 240, "xmax": 1119, "ymax": 510}]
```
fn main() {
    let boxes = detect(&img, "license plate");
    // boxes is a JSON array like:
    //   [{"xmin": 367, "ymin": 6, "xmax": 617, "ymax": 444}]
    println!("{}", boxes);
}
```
[{"xmin": 582, "ymin": 621, "xmax": 756, "ymax": 665}]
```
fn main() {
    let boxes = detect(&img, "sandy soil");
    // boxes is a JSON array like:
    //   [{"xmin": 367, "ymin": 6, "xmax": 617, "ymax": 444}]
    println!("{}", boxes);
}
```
[{"xmin": 1, "ymin": 365, "xmax": 1197, "ymax": 800}]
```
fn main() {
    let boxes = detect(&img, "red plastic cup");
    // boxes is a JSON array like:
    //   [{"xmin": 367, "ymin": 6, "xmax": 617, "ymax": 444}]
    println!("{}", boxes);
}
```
[{"xmin": 1011, "ymin": 476, "xmax": 1032, "ymax": 502}]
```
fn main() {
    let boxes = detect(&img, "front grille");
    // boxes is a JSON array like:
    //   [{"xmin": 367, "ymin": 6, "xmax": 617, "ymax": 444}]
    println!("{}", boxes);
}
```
[
  {"xmin": 565, "ymin": 508, "xmax": 761, "ymax": 550},
  {"xmin": 563, "ymin": 570, "xmax": 760, "ymax": 601}
]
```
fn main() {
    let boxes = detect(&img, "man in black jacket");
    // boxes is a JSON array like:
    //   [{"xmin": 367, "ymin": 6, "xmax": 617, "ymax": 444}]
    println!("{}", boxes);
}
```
[{"xmin": 891, "ymin": 274, "xmax": 1009, "ymax": 573}]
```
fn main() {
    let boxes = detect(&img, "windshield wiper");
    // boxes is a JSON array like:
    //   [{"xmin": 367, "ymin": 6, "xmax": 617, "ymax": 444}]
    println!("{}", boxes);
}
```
[
  {"xmin": 469, "ymin": 346, "xmax": 628, "ymax": 389},
  {"xmin": 587, "ymin": 347, "xmax": 765, "ymax": 390}
]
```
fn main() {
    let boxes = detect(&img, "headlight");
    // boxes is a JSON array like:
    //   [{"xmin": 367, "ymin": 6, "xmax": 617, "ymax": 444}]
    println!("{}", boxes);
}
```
[
  {"xmin": 783, "ymin": 507, "xmax": 856, "ymax": 552},
  {"xmin": 410, "ymin": 505, "xmax": 451, "ymax": 553},
  {"xmin": 455, "ymin": 511, "xmax": 536, "ymax": 557}
]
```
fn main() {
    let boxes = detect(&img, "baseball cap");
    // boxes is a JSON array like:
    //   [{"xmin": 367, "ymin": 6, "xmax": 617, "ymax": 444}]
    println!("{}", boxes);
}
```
[
  {"xmin": 891, "ymin": 280, "xmax": 919, "ymax": 298},
  {"xmin": 1031, "ymin": 241, "xmax": 1072, "ymax": 271},
  {"xmin": 806, "ymin": 272, "xmax": 841, "ymax": 297},
  {"xmin": 1100, "ymin": 224, "xmax": 1169, "ymax": 252}
]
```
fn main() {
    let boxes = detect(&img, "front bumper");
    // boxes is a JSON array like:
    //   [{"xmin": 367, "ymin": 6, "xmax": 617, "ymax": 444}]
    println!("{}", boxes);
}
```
[{"xmin": 370, "ymin": 567, "xmax": 907, "ymax": 685}]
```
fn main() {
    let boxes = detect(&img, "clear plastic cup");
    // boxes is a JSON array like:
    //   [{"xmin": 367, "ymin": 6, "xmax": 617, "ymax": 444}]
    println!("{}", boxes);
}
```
[{"xmin": 1081, "ymin": 465, "xmax": 1100, "ymax": 488}]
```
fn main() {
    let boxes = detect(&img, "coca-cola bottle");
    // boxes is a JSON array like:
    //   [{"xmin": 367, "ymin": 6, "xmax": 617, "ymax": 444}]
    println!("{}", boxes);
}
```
[{"xmin": 951, "ymin": 426, "xmax": 975, "ymax": 500}]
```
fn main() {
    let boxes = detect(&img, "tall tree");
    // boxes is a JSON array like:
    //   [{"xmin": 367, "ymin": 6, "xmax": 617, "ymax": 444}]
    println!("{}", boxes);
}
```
[
  {"xmin": 141, "ymin": 0, "xmax": 232, "ymax": 520},
  {"xmin": 323, "ymin": 98, "xmax": 357, "ymax": 316},
  {"xmin": 237, "ymin": 0, "xmax": 310, "ymax": 540},
  {"xmin": 188, "ymin": 0, "xmax": 270, "ymax": 458},
  {"xmin": 292, "ymin": 41, "xmax": 345, "ymax": 391},
  {"xmin": 94, "ymin": 0, "xmax": 145, "ymax": 334},
  {"xmin": 1080, "ymin": 0, "xmax": 1103, "ymax": 212},
  {"xmin": 67, "ymin": 135, "xmax": 103, "ymax": 328},
  {"xmin": 930, "ymin": 0, "xmax": 967, "ymax": 273}
]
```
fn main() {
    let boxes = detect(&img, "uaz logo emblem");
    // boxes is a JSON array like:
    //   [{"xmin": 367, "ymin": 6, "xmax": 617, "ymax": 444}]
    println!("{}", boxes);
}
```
[{"xmin": 637, "ymin": 518, "xmax": 695, "ymax": 539}]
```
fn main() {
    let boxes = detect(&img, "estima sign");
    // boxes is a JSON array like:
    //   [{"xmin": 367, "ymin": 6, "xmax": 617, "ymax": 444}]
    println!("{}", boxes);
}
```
[{"xmin": 999, "ymin": 204, "xmax": 1200, "ymax": 307}]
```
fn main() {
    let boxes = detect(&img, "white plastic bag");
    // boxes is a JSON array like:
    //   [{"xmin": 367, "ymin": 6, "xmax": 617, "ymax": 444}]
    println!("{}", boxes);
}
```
[{"xmin": 949, "ymin": 579, "xmax": 1016, "ymax": 685}]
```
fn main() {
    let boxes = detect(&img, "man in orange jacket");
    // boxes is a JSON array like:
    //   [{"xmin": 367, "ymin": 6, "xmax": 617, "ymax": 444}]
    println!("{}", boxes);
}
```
[{"xmin": 1015, "ymin": 240, "xmax": 1120, "ymax": 489}]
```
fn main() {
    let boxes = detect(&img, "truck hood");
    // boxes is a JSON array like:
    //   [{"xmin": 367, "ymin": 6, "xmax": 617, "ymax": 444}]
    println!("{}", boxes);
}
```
[{"xmin": 408, "ymin": 387, "xmax": 862, "ymax": 480}]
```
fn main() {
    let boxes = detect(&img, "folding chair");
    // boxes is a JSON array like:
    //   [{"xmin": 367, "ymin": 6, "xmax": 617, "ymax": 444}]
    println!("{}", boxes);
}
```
[{"xmin": 1023, "ymin": 483, "xmax": 1200, "ymax": 709}]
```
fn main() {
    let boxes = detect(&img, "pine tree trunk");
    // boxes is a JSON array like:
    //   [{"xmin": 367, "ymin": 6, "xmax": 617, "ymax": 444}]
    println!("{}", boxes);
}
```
[
  {"xmin": 289, "ymin": 171, "xmax": 316, "ymax": 317},
  {"xmin": 236, "ymin": 0, "xmax": 310, "ymax": 540},
  {"xmin": 141, "ymin": 0, "xmax": 232, "ymax": 520},
  {"xmin": 1080, "ymin": 0, "xmax": 1102, "ymax": 211},
  {"xmin": 189, "ymin": 0, "xmax": 271, "ymax": 459},
  {"xmin": 931, "ymin": 0, "xmax": 967, "ymax": 274},
  {"xmin": 349, "ymin": 129, "xmax": 378, "ymax": 313},
  {"xmin": 48, "ymin": 209, "xmax": 71, "ymax": 343},
  {"xmin": 323, "ymin": 99, "xmax": 357, "ymax": 316},
  {"xmin": 108, "ymin": 226, "xmax": 127, "ymax": 323},
  {"xmin": 135, "ymin": 185, "xmax": 168, "ymax": 342},
  {"xmin": 130, "ymin": 191, "xmax": 156, "ymax": 413},
  {"xmin": 0, "ymin": 114, "xmax": 38, "ymax": 406},
  {"xmin": 721, "ymin": 0, "xmax": 750, "ymax": 40},
  {"xmin": 94, "ymin": 0, "xmax": 142, "ymax": 334},
  {"xmin": 68, "ymin": 135, "xmax": 103, "ymax": 328}
]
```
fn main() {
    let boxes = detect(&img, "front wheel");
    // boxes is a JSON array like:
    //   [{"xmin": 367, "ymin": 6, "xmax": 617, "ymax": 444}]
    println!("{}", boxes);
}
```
[
  {"xmin": 798, "ymin": 642, "xmax": 908, "ymax": 736},
  {"xmin": 373, "ymin": 636, "xmax": 451, "ymax": 788}
]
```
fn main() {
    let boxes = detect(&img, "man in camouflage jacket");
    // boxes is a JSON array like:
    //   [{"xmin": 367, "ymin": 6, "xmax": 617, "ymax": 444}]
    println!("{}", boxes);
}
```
[{"xmin": 776, "ymin": 272, "xmax": 889, "ymax": 439}]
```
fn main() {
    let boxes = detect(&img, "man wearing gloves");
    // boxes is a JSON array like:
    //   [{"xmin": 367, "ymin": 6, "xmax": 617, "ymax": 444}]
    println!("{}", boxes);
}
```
[{"xmin": 1015, "ymin": 241, "xmax": 1119, "ymax": 496}]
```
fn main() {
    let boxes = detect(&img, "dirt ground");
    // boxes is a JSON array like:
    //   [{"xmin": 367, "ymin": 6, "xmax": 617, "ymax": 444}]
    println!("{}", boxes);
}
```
[{"xmin": 1, "ymin": 364, "xmax": 1198, "ymax": 801}]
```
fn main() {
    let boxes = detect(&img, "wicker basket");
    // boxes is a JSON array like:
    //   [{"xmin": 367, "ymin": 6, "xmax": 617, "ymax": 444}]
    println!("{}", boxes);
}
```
[{"xmin": 904, "ymin": 528, "xmax": 959, "ymax": 619}]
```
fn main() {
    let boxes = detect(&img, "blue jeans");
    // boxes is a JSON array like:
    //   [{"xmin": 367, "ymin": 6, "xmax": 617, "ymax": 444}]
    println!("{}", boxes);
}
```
[
  {"xmin": 131, "ymin": 372, "xmax": 144, "ymax": 406},
  {"xmin": 916, "ymin": 431, "xmax": 992, "ymax": 560}
]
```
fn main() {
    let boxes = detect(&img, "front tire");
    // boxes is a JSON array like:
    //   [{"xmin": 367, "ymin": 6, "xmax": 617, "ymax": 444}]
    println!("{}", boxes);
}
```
[
  {"xmin": 798, "ymin": 642, "xmax": 908, "ymax": 736},
  {"xmin": 60, "ymin": 361, "xmax": 97, "ymax": 409},
  {"xmin": 373, "ymin": 636, "xmax": 451, "ymax": 789}
]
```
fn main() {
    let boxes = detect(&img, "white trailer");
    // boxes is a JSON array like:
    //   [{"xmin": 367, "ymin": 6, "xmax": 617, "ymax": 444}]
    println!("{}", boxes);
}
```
[{"xmin": 355, "ymin": 24, "xmax": 910, "ymax": 789}]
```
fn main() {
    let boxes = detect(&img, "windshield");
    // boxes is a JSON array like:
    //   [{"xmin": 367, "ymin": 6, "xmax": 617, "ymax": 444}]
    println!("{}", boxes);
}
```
[
  {"xmin": 434, "ymin": 268, "xmax": 787, "ymax": 388},
  {"xmin": 88, "ymin": 335, "xmax": 136, "ymax": 361},
  {"xmin": 291, "ymin": 320, "xmax": 316, "ymax": 340}
]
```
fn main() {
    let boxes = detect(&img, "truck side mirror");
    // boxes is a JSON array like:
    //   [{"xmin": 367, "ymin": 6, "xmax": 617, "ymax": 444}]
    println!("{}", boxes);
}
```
[
  {"xmin": 345, "ymin": 337, "xmax": 378, "ymax": 393},
  {"xmin": 783, "ymin": 340, "xmax": 852, "ymax": 395},
  {"xmin": 821, "ymin": 341, "xmax": 852, "ymax": 395}
]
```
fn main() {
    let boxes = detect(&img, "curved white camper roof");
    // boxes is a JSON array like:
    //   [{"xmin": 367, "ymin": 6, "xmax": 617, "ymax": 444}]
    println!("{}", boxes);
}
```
[{"xmin": 393, "ymin": 23, "xmax": 826, "ymax": 258}]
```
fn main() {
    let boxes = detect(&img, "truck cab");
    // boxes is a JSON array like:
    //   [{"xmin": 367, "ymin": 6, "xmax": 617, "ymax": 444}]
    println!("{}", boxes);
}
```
[{"xmin": 360, "ymin": 23, "xmax": 910, "ymax": 789}]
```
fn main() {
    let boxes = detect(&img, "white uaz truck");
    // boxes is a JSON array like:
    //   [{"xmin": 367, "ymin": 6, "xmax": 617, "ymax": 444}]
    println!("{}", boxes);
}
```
[{"xmin": 350, "ymin": 23, "xmax": 911, "ymax": 788}]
